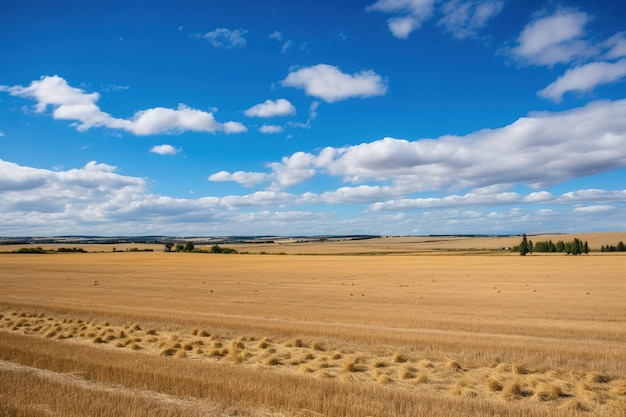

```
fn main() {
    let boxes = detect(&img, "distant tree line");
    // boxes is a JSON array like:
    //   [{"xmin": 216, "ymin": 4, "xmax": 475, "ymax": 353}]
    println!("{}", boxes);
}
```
[
  {"xmin": 600, "ymin": 241, "xmax": 626, "ymax": 252},
  {"xmin": 3, "ymin": 247, "xmax": 88, "ymax": 254},
  {"xmin": 514, "ymin": 234, "xmax": 589, "ymax": 255},
  {"xmin": 163, "ymin": 242, "xmax": 238, "ymax": 254}
]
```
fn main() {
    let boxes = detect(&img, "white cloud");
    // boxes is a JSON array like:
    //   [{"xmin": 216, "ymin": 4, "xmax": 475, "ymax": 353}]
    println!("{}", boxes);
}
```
[
  {"xmin": 222, "ymin": 121, "xmax": 248, "ymax": 134},
  {"xmin": 0, "ymin": 132, "xmax": 4, "ymax": 137},
  {"xmin": 83, "ymin": 161, "xmax": 117, "ymax": 172},
  {"xmin": 192, "ymin": 28, "xmax": 247, "ymax": 48},
  {"xmin": 438, "ymin": 0, "xmax": 503, "ymax": 40},
  {"xmin": 509, "ymin": 9, "xmax": 595, "ymax": 66},
  {"xmin": 220, "ymin": 191, "xmax": 293, "ymax": 208},
  {"xmin": 1, "ymin": 157, "xmax": 625, "ymax": 235},
  {"xmin": 216, "ymin": 99, "xmax": 626, "ymax": 194},
  {"xmin": 209, "ymin": 171, "xmax": 263, "ymax": 187},
  {"xmin": 259, "ymin": 125, "xmax": 284, "ymax": 134},
  {"xmin": 244, "ymin": 98, "xmax": 296, "ymax": 118},
  {"xmin": 538, "ymin": 59, "xmax": 626, "ymax": 102},
  {"xmin": 0, "ymin": 75, "xmax": 246, "ymax": 136},
  {"xmin": 367, "ymin": 0, "xmax": 437, "ymax": 38},
  {"xmin": 281, "ymin": 40, "xmax": 293, "ymax": 53},
  {"xmin": 573, "ymin": 205, "xmax": 615, "ymax": 213},
  {"xmin": 268, "ymin": 31, "xmax": 283, "ymax": 41},
  {"xmin": 282, "ymin": 64, "xmax": 388, "ymax": 103},
  {"xmin": 208, "ymin": 171, "xmax": 270, "ymax": 187},
  {"xmin": 124, "ymin": 104, "xmax": 223, "ymax": 135},
  {"xmin": 560, "ymin": 189, "xmax": 626, "ymax": 203},
  {"xmin": 150, "ymin": 144, "xmax": 181, "ymax": 155},
  {"xmin": 605, "ymin": 32, "xmax": 626, "ymax": 59}
]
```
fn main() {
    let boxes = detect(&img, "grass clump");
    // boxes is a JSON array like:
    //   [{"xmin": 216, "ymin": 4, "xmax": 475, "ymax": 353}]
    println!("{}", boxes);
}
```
[
  {"xmin": 398, "ymin": 365, "xmax": 415, "ymax": 380},
  {"xmin": 418, "ymin": 359, "xmax": 434, "ymax": 369},
  {"xmin": 512, "ymin": 363, "xmax": 530, "ymax": 375},
  {"xmin": 446, "ymin": 360, "xmax": 462, "ymax": 372},
  {"xmin": 502, "ymin": 380, "xmax": 530, "ymax": 399},
  {"xmin": 160, "ymin": 348, "xmax": 178, "ymax": 357},
  {"xmin": 413, "ymin": 372, "xmax": 428, "ymax": 384},
  {"xmin": 284, "ymin": 338, "xmax": 302, "ymax": 348},
  {"xmin": 264, "ymin": 356, "xmax": 282, "ymax": 366},
  {"xmin": 533, "ymin": 384, "xmax": 565, "ymax": 401},
  {"xmin": 486, "ymin": 378, "xmax": 503, "ymax": 392}
]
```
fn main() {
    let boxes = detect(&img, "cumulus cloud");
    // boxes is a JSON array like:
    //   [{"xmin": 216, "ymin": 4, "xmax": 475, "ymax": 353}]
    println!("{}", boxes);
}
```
[
  {"xmin": 1, "ymin": 157, "xmax": 625, "ymax": 235},
  {"xmin": 367, "ymin": 0, "xmax": 437, "ymax": 38},
  {"xmin": 150, "ymin": 144, "xmax": 181, "ymax": 155},
  {"xmin": 508, "ymin": 8, "xmax": 595, "ymax": 66},
  {"xmin": 210, "ymin": 99, "xmax": 626, "ymax": 194},
  {"xmin": 538, "ymin": 59, "xmax": 626, "ymax": 102},
  {"xmin": 0, "ymin": 75, "xmax": 246, "ymax": 136},
  {"xmin": 259, "ymin": 125, "xmax": 284, "ymax": 134},
  {"xmin": 244, "ymin": 98, "xmax": 296, "ymax": 118},
  {"xmin": 573, "ymin": 205, "xmax": 615, "ymax": 213},
  {"xmin": 438, "ymin": 0, "xmax": 503, "ymax": 40},
  {"xmin": 208, "ymin": 171, "xmax": 270, "ymax": 187},
  {"xmin": 282, "ymin": 64, "xmax": 387, "ymax": 102},
  {"xmin": 192, "ymin": 28, "xmax": 247, "ymax": 48}
]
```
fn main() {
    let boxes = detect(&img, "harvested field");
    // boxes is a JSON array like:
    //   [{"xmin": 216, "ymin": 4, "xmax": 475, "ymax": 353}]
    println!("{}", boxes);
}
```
[{"xmin": 1, "ymin": 234, "xmax": 625, "ymax": 416}]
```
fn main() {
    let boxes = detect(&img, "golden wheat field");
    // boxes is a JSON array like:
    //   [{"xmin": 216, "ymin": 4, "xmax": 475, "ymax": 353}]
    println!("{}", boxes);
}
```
[{"xmin": 1, "ymin": 233, "xmax": 625, "ymax": 417}]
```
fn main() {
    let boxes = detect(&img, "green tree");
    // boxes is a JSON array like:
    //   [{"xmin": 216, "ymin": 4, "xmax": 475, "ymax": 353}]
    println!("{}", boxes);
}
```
[
  {"xmin": 519, "ymin": 234, "xmax": 530, "ymax": 256},
  {"xmin": 583, "ymin": 241, "xmax": 589, "ymax": 254},
  {"xmin": 184, "ymin": 242, "xmax": 195, "ymax": 252},
  {"xmin": 175, "ymin": 244, "xmax": 184, "ymax": 252},
  {"xmin": 164, "ymin": 242, "xmax": 174, "ymax": 252},
  {"xmin": 618, "ymin": 241, "xmax": 625, "ymax": 252}
]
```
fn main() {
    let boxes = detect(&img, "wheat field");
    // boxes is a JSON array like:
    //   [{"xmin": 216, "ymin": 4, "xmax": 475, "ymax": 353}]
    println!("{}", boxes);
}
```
[{"xmin": 1, "ymin": 234, "xmax": 625, "ymax": 416}]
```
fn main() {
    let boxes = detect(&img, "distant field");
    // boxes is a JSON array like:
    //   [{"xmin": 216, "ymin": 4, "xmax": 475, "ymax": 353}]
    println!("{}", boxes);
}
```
[
  {"xmin": 1, "ymin": 233, "xmax": 625, "ymax": 416},
  {"xmin": 8, "ymin": 231, "xmax": 626, "ymax": 255}
]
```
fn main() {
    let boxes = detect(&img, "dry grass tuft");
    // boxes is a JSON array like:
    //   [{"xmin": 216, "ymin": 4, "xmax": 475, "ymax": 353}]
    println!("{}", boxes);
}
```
[
  {"xmin": 486, "ymin": 378, "xmax": 503, "ymax": 392},
  {"xmin": 451, "ymin": 382, "xmax": 477, "ymax": 398},
  {"xmin": 397, "ymin": 365, "xmax": 415, "ymax": 380},
  {"xmin": 446, "ymin": 360, "xmax": 462, "ymax": 372},
  {"xmin": 371, "ymin": 360, "xmax": 387, "ymax": 368},
  {"xmin": 284, "ymin": 338, "xmax": 302, "ymax": 348},
  {"xmin": 585, "ymin": 371, "xmax": 611, "ymax": 384},
  {"xmin": 533, "ymin": 384, "xmax": 565, "ymax": 401},
  {"xmin": 232, "ymin": 340, "xmax": 245, "ymax": 350},
  {"xmin": 418, "ymin": 359, "xmax": 434, "ymax": 369},
  {"xmin": 256, "ymin": 338, "xmax": 270, "ymax": 349},
  {"xmin": 199, "ymin": 329, "xmax": 210, "ymax": 337},
  {"xmin": 160, "ymin": 347, "xmax": 177, "ymax": 356},
  {"xmin": 264, "ymin": 356, "xmax": 282, "ymax": 366},
  {"xmin": 502, "ymin": 380, "xmax": 526, "ymax": 399},
  {"xmin": 559, "ymin": 399, "xmax": 591, "ymax": 412},
  {"xmin": 300, "ymin": 365, "xmax": 314, "ymax": 373},
  {"xmin": 611, "ymin": 380, "xmax": 626, "ymax": 396},
  {"xmin": 391, "ymin": 351, "xmax": 407, "ymax": 363},
  {"xmin": 512, "ymin": 363, "xmax": 529, "ymax": 375},
  {"xmin": 310, "ymin": 341, "xmax": 324, "ymax": 351},
  {"xmin": 413, "ymin": 371, "xmax": 428, "ymax": 384},
  {"xmin": 342, "ymin": 361, "xmax": 357, "ymax": 373}
]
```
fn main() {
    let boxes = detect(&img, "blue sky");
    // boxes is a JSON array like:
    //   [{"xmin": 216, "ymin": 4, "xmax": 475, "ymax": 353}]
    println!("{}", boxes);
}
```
[{"xmin": 1, "ymin": 0, "xmax": 626, "ymax": 236}]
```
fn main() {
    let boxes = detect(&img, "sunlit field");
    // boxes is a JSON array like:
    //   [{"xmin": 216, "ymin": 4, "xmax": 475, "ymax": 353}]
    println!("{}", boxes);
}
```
[{"xmin": 1, "ymin": 234, "xmax": 625, "ymax": 416}]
